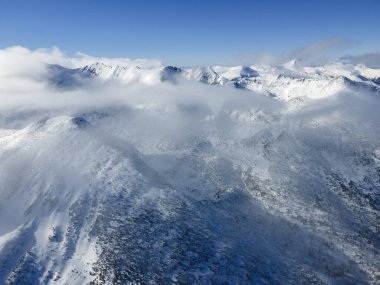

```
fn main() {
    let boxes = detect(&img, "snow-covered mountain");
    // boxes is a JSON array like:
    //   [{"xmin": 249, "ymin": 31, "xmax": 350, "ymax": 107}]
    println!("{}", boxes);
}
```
[
  {"xmin": 47, "ymin": 60, "xmax": 380, "ymax": 102},
  {"xmin": 1, "ymin": 56, "xmax": 380, "ymax": 284}
]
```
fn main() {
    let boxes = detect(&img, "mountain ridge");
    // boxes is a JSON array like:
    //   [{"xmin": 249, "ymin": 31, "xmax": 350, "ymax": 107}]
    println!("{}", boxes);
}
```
[{"xmin": 47, "ymin": 61, "xmax": 380, "ymax": 101}]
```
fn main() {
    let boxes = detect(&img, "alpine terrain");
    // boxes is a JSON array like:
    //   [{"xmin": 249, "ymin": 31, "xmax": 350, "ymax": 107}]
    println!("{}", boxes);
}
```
[{"xmin": 0, "ymin": 50, "xmax": 380, "ymax": 284}]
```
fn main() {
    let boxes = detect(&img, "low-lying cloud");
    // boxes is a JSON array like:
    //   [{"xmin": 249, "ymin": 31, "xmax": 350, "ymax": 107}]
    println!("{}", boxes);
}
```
[
  {"xmin": 0, "ymin": 46, "xmax": 277, "ymax": 131},
  {"xmin": 0, "ymin": 45, "xmax": 379, "ymax": 145}
]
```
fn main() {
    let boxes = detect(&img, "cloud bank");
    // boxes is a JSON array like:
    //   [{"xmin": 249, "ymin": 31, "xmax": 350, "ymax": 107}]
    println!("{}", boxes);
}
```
[
  {"xmin": 0, "ymin": 45, "xmax": 379, "ymax": 140},
  {"xmin": 0, "ymin": 46, "xmax": 276, "ymax": 130}
]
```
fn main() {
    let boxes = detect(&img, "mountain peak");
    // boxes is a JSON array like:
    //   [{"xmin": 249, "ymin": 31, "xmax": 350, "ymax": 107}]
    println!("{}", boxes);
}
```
[{"xmin": 282, "ymin": 59, "xmax": 299, "ymax": 70}]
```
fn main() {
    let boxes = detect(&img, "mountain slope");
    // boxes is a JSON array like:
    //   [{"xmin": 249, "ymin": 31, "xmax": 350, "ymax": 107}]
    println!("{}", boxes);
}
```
[{"xmin": 0, "ymin": 59, "xmax": 380, "ymax": 284}]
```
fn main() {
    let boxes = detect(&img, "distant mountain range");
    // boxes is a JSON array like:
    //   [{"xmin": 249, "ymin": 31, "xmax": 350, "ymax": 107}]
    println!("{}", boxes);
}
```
[{"xmin": 48, "ymin": 60, "xmax": 380, "ymax": 100}]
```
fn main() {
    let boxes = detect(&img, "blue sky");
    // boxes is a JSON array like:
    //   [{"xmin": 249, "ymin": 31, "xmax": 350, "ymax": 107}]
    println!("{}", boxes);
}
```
[{"xmin": 1, "ymin": 0, "xmax": 379, "ymax": 65}]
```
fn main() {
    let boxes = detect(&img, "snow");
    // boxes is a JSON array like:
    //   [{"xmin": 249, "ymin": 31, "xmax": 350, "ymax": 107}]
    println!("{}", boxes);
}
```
[{"xmin": 0, "ymin": 51, "xmax": 380, "ymax": 284}]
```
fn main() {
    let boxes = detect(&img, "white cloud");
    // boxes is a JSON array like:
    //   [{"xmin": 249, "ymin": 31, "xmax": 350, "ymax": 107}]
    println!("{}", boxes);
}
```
[
  {"xmin": 0, "ymin": 44, "xmax": 378, "ymax": 138},
  {"xmin": 237, "ymin": 38, "xmax": 356, "ymax": 66},
  {"xmin": 0, "ymin": 45, "xmax": 162, "ymax": 80},
  {"xmin": 0, "ymin": 46, "xmax": 164, "ymax": 99}
]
